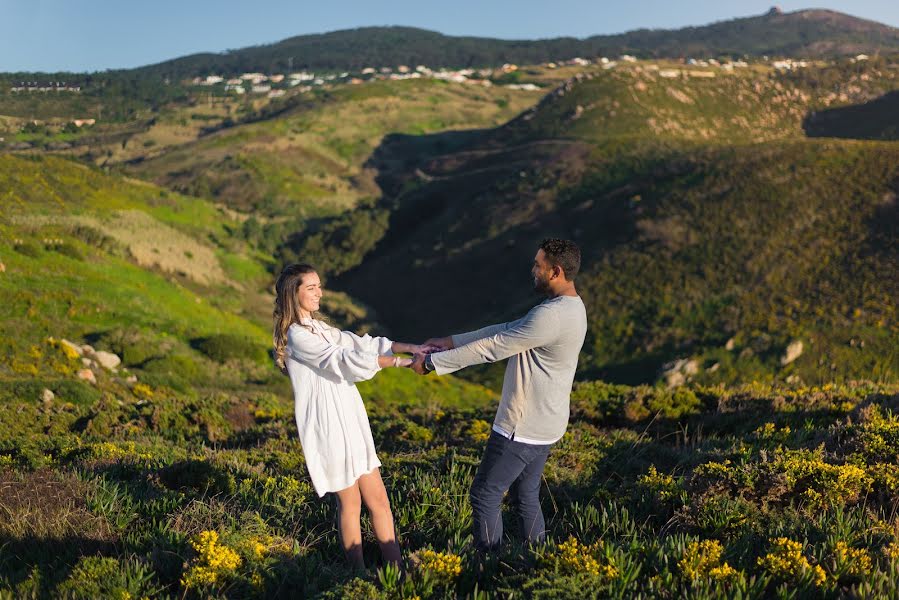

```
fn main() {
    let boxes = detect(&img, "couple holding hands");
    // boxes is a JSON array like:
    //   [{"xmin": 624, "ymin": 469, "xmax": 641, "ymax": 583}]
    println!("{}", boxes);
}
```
[{"xmin": 272, "ymin": 239, "xmax": 586, "ymax": 569}]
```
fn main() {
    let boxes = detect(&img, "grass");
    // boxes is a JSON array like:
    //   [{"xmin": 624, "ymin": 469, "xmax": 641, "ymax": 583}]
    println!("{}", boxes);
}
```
[{"xmin": 123, "ymin": 78, "xmax": 542, "ymax": 217}]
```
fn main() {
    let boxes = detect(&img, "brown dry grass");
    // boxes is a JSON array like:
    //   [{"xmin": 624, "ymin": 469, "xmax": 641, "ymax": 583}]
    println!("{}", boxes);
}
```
[{"xmin": 0, "ymin": 469, "xmax": 114, "ymax": 541}]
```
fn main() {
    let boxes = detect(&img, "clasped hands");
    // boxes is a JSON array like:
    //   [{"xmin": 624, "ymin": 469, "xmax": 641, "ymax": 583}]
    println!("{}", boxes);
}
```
[{"xmin": 393, "ymin": 337, "xmax": 453, "ymax": 374}]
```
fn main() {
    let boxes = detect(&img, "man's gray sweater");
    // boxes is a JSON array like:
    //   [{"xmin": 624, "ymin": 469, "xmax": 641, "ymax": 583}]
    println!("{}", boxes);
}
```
[{"xmin": 431, "ymin": 295, "xmax": 587, "ymax": 442}]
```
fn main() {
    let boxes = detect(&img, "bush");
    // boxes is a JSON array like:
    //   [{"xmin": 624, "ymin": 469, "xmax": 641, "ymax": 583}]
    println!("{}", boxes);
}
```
[
  {"xmin": 0, "ymin": 379, "xmax": 100, "ymax": 406},
  {"xmin": 54, "ymin": 243, "xmax": 84, "ymax": 261},
  {"xmin": 192, "ymin": 334, "xmax": 267, "ymax": 363}
]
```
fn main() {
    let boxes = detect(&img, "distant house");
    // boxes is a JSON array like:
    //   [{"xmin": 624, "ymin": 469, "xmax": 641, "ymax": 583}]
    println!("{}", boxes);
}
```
[
  {"xmin": 397, "ymin": 65, "xmax": 410, "ymax": 73},
  {"xmin": 620, "ymin": 55, "xmax": 638, "ymax": 63},
  {"xmin": 268, "ymin": 89, "xmax": 286, "ymax": 98},
  {"xmin": 362, "ymin": 67, "xmax": 376, "ymax": 74},
  {"xmin": 270, "ymin": 74, "xmax": 285, "ymax": 83},
  {"xmin": 251, "ymin": 84, "xmax": 272, "ymax": 93}
]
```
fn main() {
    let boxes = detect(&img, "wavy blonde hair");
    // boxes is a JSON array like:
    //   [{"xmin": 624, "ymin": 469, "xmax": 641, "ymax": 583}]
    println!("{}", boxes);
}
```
[{"xmin": 273, "ymin": 263, "xmax": 318, "ymax": 374}]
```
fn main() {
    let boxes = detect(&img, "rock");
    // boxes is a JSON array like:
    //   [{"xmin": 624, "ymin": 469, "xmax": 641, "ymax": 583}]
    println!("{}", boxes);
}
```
[
  {"xmin": 708, "ymin": 363, "xmax": 720, "ymax": 373},
  {"xmin": 661, "ymin": 358, "xmax": 700, "ymax": 388},
  {"xmin": 92, "ymin": 350, "xmax": 121, "ymax": 371},
  {"xmin": 125, "ymin": 375, "xmax": 138, "ymax": 384},
  {"xmin": 665, "ymin": 371, "xmax": 686, "ymax": 388},
  {"xmin": 77, "ymin": 369, "xmax": 96, "ymax": 384},
  {"xmin": 780, "ymin": 340, "xmax": 803, "ymax": 366},
  {"xmin": 60, "ymin": 339, "xmax": 83, "ymax": 357},
  {"xmin": 81, "ymin": 357, "xmax": 92, "ymax": 367},
  {"xmin": 725, "ymin": 338, "xmax": 736, "ymax": 351},
  {"xmin": 41, "ymin": 388, "xmax": 55, "ymax": 403},
  {"xmin": 0, "ymin": 262, "xmax": 5, "ymax": 272}
]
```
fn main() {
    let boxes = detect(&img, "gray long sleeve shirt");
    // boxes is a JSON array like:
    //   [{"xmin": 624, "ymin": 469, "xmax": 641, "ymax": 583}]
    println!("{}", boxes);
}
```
[{"xmin": 430, "ymin": 294, "xmax": 587, "ymax": 442}]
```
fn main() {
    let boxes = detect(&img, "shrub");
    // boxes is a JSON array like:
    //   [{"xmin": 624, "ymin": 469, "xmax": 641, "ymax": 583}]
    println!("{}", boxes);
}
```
[{"xmin": 192, "ymin": 334, "xmax": 267, "ymax": 363}]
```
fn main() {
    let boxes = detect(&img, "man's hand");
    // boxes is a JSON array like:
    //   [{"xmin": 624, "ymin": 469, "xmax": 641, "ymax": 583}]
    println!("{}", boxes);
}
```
[
  {"xmin": 423, "ymin": 336, "xmax": 454, "ymax": 351},
  {"xmin": 411, "ymin": 352, "xmax": 429, "ymax": 375}
]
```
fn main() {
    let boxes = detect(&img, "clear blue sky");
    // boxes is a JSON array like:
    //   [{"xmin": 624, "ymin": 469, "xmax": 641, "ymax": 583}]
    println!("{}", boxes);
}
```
[{"xmin": 2, "ymin": 0, "xmax": 897, "ymax": 72}]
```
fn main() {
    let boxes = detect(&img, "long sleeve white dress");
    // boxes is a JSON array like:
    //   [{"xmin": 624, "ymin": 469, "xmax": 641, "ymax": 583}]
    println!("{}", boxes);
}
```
[{"xmin": 285, "ymin": 318, "xmax": 393, "ymax": 497}]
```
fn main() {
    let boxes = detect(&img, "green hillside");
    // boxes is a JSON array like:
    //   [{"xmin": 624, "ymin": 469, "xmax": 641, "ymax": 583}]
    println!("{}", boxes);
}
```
[
  {"xmin": 298, "ymin": 60, "xmax": 899, "ymax": 386},
  {"xmin": 122, "ymin": 79, "xmax": 541, "ymax": 218}
]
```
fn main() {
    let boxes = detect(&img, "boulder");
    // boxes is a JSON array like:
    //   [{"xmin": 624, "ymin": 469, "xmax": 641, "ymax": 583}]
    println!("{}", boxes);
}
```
[
  {"xmin": 780, "ymin": 340, "xmax": 803, "ymax": 366},
  {"xmin": 77, "ymin": 368, "xmax": 96, "ymax": 384},
  {"xmin": 92, "ymin": 350, "xmax": 121, "ymax": 371},
  {"xmin": 41, "ymin": 388, "xmax": 55, "ymax": 403},
  {"xmin": 661, "ymin": 358, "xmax": 700, "ymax": 388}
]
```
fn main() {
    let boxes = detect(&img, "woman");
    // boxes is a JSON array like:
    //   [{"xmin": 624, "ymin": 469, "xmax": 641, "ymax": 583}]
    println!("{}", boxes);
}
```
[{"xmin": 273, "ymin": 263, "xmax": 428, "ymax": 569}]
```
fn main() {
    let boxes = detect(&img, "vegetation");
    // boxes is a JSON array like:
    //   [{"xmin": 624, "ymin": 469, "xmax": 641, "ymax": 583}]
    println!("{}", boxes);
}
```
[
  {"xmin": 323, "ymin": 59, "xmax": 899, "ymax": 386},
  {"xmin": 129, "ymin": 10, "xmax": 899, "ymax": 78}
]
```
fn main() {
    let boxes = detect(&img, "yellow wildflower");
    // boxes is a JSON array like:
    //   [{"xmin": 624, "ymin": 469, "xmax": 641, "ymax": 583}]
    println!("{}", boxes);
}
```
[
  {"xmin": 757, "ymin": 538, "xmax": 826, "ymax": 587},
  {"xmin": 467, "ymin": 419, "xmax": 492, "ymax": 442},
  {"xmin": 679, "ymin": 540, "xmax": 737, "ymax": 581},
  {"xmin": 833, "ymin": 541, "xmax": 872, "ymax": 578},
  {"xmin": 419, "ymin": 549, "xmax": 462, "ymax": 584},
  {"xmin": 550, "ymin": 537, "xmax": 619, "ymax": 579},
  {"xmin": 181, "ymin": 530, "xmax": 242, "ymax": 589}
]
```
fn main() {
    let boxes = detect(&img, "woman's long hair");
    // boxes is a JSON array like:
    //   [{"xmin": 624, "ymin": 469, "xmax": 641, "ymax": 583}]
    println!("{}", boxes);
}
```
[{"xmin": 273, "ymin": 263, "xmax": 318, "ymax": 374}]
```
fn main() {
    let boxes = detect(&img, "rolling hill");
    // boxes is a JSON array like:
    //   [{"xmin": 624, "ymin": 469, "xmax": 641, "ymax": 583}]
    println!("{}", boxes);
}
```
[
  {"xmin": 130, "ymin": 9, "xmax": 899, "ymax": 78},
  {"xmin": 296, "ymin": 59, "xmax": 899, "ymax": 386}
]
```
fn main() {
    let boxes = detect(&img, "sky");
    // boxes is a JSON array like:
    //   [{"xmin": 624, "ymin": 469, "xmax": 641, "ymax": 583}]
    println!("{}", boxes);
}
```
[{"xmin": 2, "ymin": 0, "xmax": 898, "ymax": 73}]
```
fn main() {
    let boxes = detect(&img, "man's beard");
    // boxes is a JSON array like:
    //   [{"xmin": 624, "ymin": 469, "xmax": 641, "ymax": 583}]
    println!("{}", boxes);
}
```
[{"xmin": 533, "ymin": 275, "xmax": 551, "ymax": 296}]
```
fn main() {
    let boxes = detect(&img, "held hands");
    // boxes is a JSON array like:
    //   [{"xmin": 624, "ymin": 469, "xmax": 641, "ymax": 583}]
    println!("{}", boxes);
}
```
[
  {"xmin": 411, "ymin": 352, "xmax": 429, "ymax": 375},
  {"xmin": 393, "ymin": 356, "xmax": 413, "ymax": 368},
  {"xmin": 423, "ymin": 336, "xmax": 454, "ymax": 351}
]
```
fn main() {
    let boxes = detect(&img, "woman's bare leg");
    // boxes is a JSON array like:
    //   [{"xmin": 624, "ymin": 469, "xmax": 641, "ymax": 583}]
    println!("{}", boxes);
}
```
[
  {"xmin": 358, "ymin": 468, "xmax": 402, "ymax": 566},
  {"xmin": 335, "ymin": 482, "xmax": 365, "ymax": 570}
]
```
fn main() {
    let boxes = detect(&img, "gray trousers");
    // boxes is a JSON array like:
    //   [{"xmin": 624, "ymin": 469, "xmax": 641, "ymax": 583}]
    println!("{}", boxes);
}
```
[{"xmin": 469, "ymin": 430, "xmax": 553, "ymax": 551}]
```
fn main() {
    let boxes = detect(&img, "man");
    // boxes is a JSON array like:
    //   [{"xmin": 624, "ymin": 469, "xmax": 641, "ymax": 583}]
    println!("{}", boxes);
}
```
[{"xmin": 412, "ymin": 238, "xmax": 587, "ymax": 552}]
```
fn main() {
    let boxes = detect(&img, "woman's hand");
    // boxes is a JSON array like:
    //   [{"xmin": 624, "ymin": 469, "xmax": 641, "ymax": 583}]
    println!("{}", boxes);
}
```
[{"xmin": 392, "ymin": 342, "xmax": 441, "ymax": 355}]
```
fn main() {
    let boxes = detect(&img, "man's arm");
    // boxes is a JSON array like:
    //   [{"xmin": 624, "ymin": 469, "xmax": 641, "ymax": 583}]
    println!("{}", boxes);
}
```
[
  {"xmin": 424, "ymin": 321, "xmax": 515, "ymax": 352},
  {"xmin": 429, "ymin": 306, "xmax": 557, "ymax": 375}
]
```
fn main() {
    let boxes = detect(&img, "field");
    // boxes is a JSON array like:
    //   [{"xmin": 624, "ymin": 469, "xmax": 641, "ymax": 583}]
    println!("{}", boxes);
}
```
[{"xmin": 1, "ymin": 49, "xmax": 898, "ymax": 598}]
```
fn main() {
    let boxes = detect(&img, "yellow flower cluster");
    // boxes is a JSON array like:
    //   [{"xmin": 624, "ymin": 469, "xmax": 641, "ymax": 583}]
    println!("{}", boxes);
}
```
[
  {"xmin": 467, "ymin": 419, "xmax": 492, "ymax": 442},
  {"xmin": 181, "ymin": 530, "xmax": 242, "ymax": 589},
  {"xmin": 772, "ymin": 448, "xmax": 872, "ymax": 506},
  {"xmin": 552, "ymin": 537, "xmax": 620, "ymax": 579},
  {"xmin": 419, "ymin": 549, "xmax": 462, "ymax": 583},
  {"xmin": 638, "ymin": 465, "xmax": 680, "ymax": 501},
  {"xmin": 754, "ymin": 422, "xmax": 792, "ymax": 442},
  {"xmin": 882, "ymin": 542, "xmax": 899, "ymax": 561},
  {"xmin": 678, "ymin": 540, "xmax": 737, "ymax": 581},
  {"xmin": 88, "ymin": 441, "xmax": 153, "ymax": 461},
  {"xmin": 253, "ymin": 407, "xmax": 281, "ymax": 421},
  {"xmin": 757, "ymin": 538, "xmax": 826, "ymax": 587},
  {"xmin": 131, "ymin": 383, "xmax": 154, "ymax": 399},
  {"xmin": 240, "ymin": 535, "xmax": 293, "ymax": 561},
  {"xmin": 833, "ymin": 541, "xmax": 872, "ymax": 578}
]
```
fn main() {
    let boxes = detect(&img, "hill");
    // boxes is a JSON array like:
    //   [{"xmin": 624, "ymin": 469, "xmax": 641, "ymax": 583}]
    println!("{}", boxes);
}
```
[
  {"xmin": 131, "ymin": 10, "xmax": 899, "ymax": 78},
  {"xmin": 120, "ymin": 78, "xmax": 541, "ymax": 219},
  {"xmin": 285, "ymin": 59, "xmax": 899, "ymax": 386}
]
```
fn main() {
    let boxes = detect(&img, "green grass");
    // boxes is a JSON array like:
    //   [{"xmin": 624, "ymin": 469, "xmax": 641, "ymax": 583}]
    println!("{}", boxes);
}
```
[{"xmin": 123, "ymin": 78, "xmax": 542, "ymax": 218}]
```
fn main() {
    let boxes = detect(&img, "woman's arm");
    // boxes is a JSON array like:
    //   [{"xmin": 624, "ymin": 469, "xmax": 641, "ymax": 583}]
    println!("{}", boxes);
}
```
[
  {"xmin": 391, "ymin": 341, "xmax": 433, "ymax": 355},
  {"xmin": 378, "ymin": 355, "xmax": 413, "ymax": 368}
]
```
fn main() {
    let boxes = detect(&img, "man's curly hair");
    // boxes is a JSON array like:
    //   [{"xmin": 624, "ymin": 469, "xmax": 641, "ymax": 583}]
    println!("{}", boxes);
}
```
[{"xmin": 539, "ymin": 238, "xmax": 581, "ymax": 280}]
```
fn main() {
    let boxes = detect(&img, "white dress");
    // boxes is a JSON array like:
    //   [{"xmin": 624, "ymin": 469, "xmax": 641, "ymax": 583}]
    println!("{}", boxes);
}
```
[{"xmin": 286, "ymin": 318, "xmax": 393, "ymax": 497}]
